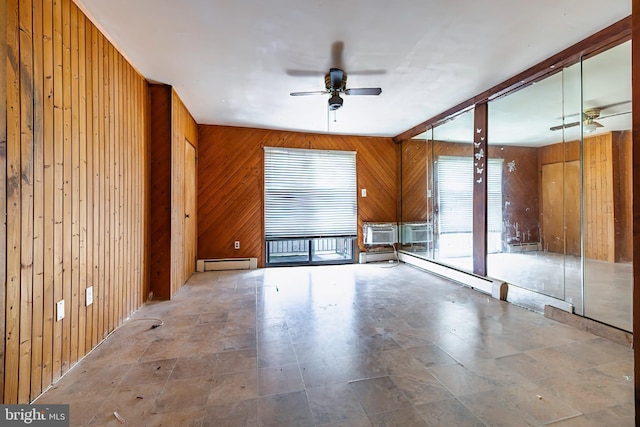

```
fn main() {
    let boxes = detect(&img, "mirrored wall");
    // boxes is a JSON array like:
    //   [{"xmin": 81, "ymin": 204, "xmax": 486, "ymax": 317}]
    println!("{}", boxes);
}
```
[{"xmin": 400, "ymin": 41, "xmax": 632, "ymax": 332}]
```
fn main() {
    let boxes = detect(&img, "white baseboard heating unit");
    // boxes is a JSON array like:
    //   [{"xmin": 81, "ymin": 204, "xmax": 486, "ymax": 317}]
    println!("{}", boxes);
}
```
[
  {"xmin": 197, "ymin": 258, "xmax": 258, "ymax": 272},
  {"xmin": 363, "ymin": 222, "xmax": 398, "ymax": 246}
]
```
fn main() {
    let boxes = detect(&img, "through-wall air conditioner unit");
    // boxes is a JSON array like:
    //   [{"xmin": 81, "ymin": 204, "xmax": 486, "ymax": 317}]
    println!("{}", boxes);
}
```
[
  {"xmin": 363, "ymin": 222, "xmax": 398, "ymax": 246},
  {"xmin": 401, "ymin": 222, "xmax": 433, "ymax": 244}
]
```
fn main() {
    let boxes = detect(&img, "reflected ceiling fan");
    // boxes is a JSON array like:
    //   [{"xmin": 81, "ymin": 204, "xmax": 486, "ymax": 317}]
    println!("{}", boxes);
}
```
[
  {"xmin": 290, "ymin": 67, "xmax": 382, "ymax": 111},
  {"xmin": 550, "ymin": 102, "xmax": 631, "ymax": 132}
]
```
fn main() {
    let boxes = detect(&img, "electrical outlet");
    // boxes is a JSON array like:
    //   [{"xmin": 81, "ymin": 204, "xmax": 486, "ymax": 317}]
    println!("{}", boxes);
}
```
[
  {"xmin": 56, "ymin": 300, "xmax": 65, "ymax": 322},
  {"xmin": 361, "ymin": 188, "xmax": 367, "ymax": 197},
  {"xmin": 86, "ymin": 286, "xmax": 93, "ymax": 306},
  {"xmin": 234, "ymin": 241, "xmax": 240, "ymax": 250}
]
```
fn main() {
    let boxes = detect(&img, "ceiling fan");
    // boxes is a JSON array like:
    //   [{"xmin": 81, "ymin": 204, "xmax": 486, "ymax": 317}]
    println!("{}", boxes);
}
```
[
  {"xmin": 290, "ymin": 68, "xmax": 382, "ymax": 111},
  {"xmin": 550, "ymin": 103, "xmax": 631, "ymax": 132}
]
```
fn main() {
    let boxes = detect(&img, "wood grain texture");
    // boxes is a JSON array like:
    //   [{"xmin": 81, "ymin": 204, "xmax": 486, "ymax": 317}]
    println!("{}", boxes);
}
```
[
  {"xmin": 539, "ymin": 133, "xmax": 623, "ymax": 261},
  {"xmin": 3, "ymin": 0, "xmax": 149, "ymax": 402},
  {"xmin": 613, "ymin": 131, "xmax": 632, "ymax": 262},
  {"xmin": 197, "ymin": 125, "xmax": 397, "ymax": 267},
  {"xmin": 149, "ymin": 84, "xmax": 172, "ymax": 299},
  {"xmin": 148, "ymin": 85, "xmax": 198, "ymax": 299},
  {"xmin": 0, "ymin": 0, "xmax": 8, "ymax": 403},
  {"xmin": 583, "ymin": 133, "xmax": 615, "ymax": 262},
  {"xmin": 401, "ymin": 140, "xmax": 428, "ymax": 222},
  {"xmin": 171, "ymin": 89, "xmax": 198, "ymax": 295}
]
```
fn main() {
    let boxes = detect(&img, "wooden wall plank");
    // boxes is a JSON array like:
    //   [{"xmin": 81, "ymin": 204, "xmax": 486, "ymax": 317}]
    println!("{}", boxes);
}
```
[
  {"xmin": 400, "ymin": 140, "xmax": 427, "ymax": 223},
  {"xmin": 31, "ymin": 0, "xmax": 45, "ymax": 400},
  {"xmin": 90, "ymin": 23, "xmax": 99, "ymax": 348},
  {"xmin": 18, "ymin": 0, "xmax": 35, "ymax": 404},
  {"xmin": 472, "ymin": 104, "xmax": 488, "ymax": 276},
  {"xmin": 5, "ymin": 0, "xmax": 21, "ymax": 404},
  {"xmin": 69, "ymin": 0, "xmax": 79, "ymax": 368},
  {"xmin": 52, "ymin": 0, "xmax": 63, "ymax": 381},
  {"xmin": 149, "ymin": 84, "xmax": 171, "ymax": 299},
  {"xmin": 83, "ymin": 13, "xmax": 93, "ymax": 354},
  {"xmin": 60, "ymin": 0, "xmax": 72, "ymax": 374},
  {"xmin": 41, "ymin": 0, "xmax": 54, "ymax": 394},
  {"xmin": 77, "ymin": 7, "xmax": 87, "ymax": 360},
  {"xmin": 613, "ymin": 131, "xmax": 632, "ymax": 262},
  {"xmin": 0, "ymin": 0, "xmax": 7, "ymax": 404}
]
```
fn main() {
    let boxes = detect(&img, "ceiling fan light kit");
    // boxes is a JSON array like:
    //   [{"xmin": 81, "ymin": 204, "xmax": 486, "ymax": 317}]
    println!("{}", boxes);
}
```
[{"xmin": 290, "ymin": 67, "xmax": 382, "ymax": 112}]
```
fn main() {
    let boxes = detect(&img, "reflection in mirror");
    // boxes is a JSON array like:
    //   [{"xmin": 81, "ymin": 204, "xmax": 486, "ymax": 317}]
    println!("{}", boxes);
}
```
[
  {"xmin": 582, "ymin": 41, "xmax": 632, "ymax": 332},
  {"xmin": 487, "ymin": 40, "xmax": 632, "ymax": 333},
  {"xmin": 401, "ymin": 128, "xmax": 434, "ymax": 258},
  {"xmin": 487, "ymin": 63, "xmax": 572, "ymax": 304},
  {"xmin": 430, "ymin": 109, "xmax": 475, "ymax": 272}
]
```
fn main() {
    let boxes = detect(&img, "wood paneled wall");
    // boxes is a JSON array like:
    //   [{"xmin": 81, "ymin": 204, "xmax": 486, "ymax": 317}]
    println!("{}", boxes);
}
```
[
  {"xmin": 197, "ymin": 125, "xmax": 397, "ymax": 267},
  {"xmin": 149, "ymin": 85, "xmax": 172, "ymax": 299},
  {"xmin": 170, "ymin": 90, "xmax": 198, "ymax": 295},
  {"xmin": 4, "ymin": 0, "xmax": 149, "ymax": 403},
  {"xmin": 149, "ymin": 85, "xmax": 198, "ymax": 299},
  {"xmin": 539, "ymin": 133, "xmax": 631, "ymax": 262},
  {"xmin": 401, "ymin": 140, "xmax": 428, "ymax": 222},
  {"xmin": 583, "ymin": 133, "xmax": 615, "ymax": 262},
  {"xmin": 613, "ymin": 131, "xmax": 632, "ymax": 262}
]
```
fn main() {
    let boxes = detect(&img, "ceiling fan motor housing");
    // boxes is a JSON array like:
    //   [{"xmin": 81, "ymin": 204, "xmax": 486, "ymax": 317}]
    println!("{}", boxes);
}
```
[{"xmin": 329, "ymin": 93, "xmax": 343, "ymax": 110}]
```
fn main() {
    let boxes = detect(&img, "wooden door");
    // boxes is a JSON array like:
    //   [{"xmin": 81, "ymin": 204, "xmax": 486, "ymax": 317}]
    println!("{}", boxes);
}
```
[
  {"xmin": 183, "ymin": 140, "xmax": 197, "ymax": 279},
  {"xmin": 541, "ymin": 161, "xmax": 580, "ymax": 255}
]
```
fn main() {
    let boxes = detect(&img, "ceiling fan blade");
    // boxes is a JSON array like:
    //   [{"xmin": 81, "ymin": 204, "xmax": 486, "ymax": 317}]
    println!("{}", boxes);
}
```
[
  {"xmin": 329, "ymin": 68, "xmax": 344, "ymax": 89},
  {"xmin": 290, "ymin": 90, "xmax": 328, "ymax": 96},
  {"xmin": 550, "ymin": 121, "xmax": 580, "ymax": 131},
  {"xmin": 344, "ymin": 88, "xmax": 382, "ymax": 96},
  {"xmin": 599, "ymin": 111, "xmax": 631, "ymax": 120},
  {"xmin": 286, "ymin": 70, "xmax": 325, "ymax": 77},
  {"xmin": 594, "ymin": 121, "xmax": 604, "ymax": 128}
]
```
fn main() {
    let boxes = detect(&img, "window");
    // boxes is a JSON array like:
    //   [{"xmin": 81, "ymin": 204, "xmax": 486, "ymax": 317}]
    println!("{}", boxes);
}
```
[
  {"xmin": 437, "ymin": 156, "xmax": 503, "ymax": 258},
  {"xmin": 264, "ymin": 147, "xmax": 357, "ymax": 265}
]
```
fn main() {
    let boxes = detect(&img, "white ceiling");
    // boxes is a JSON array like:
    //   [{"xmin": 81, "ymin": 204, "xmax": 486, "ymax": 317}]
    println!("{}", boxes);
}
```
[
  {"xmin": 74, "ymin": 0, "xmax": 630, "ymax": 138},
  {"xmin": 424, "ymin": 41, "xmax": 632, "ymax": 146}
]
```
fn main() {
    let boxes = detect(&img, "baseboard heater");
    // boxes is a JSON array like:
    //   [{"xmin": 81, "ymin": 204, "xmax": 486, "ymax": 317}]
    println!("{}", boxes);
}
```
[
  {"xmin": 506, "ymin": 242, "xmax": 541, "ymax": 253},
  {"xmin": 197, "ymin": 258, "xmax": 258, "ymax": 272}
]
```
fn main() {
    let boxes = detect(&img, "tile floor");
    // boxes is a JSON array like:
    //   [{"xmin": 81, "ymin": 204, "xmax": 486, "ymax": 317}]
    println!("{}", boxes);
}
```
[{"xmin": 36, "ymin": 263, "xmax": 634, "ymax": 426}]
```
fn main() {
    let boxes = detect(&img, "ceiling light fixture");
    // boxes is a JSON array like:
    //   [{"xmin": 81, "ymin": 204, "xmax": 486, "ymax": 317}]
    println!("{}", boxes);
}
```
[{"xmin": 584, "ymin": 122, "xmax": 598, "ymax": 133}]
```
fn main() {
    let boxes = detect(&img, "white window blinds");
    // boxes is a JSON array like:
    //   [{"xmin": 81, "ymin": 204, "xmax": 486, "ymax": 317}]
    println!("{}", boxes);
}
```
[
  {"xmin": 437, "ymin": 156, "xmax": 503, "ymax": 234},
  {"xmin": 264, "ymin": 147, "xmax": 357, "ymax": 239}
]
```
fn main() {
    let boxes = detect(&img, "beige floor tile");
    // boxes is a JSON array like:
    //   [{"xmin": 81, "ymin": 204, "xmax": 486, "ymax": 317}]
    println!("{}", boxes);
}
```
[
  {"xmin": 119, "ymin": 358, "xmax": 177, "ymax": 386},
  {"xmin": 153, "ymin": 378, "xmax": 213, "ymax": 414},
  {"xmin": 170, "ymin": 353, "xmax": 218, "ymax": 381},
  {"xmin": 88, "ymin": 382, "xmax": 164, "ymax": 426},
  {"xmin": 368, "ymin": 403, "xmax": 428, "ymax": 427},
  {"xmin": 414, "ymin": 398, "xmax": 485, "ymax": 427},
  {"xmin": 405, "ymin": 344, "xmax": 458, "ymax": 368},
  {"xmin": 257, "ymin": 390, "xmax": 314, "ymax": 427},
  {"xmin": 306, "ymin": 382, "xmax": 367, "ymax": 425},
  {"xmin": 349, "ymin": 376, "xmax": 409, "ymax": 415},
  {"xmin": 207, "ymin": 370, "xmax": 258, "ymax": 405},
  {"xmin": 258, "ymin": 364, "xmax": 305, "ymax": 396},
  {"xmin": 426, "ymin": 363, "xmax": 504, "ymax": 397},
  {"xmin": 202, "ymin": 399, "xmax": 258, "ymax": 427},
  {"xmin": 215, "ymin": 348, "xmax": 257, "ymax": 374},
  {"xmin": 389, "ymin": 371, "xmax": 454, "ymax": 406}
]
